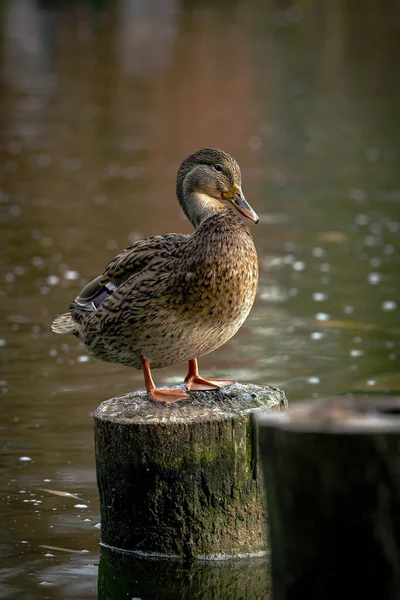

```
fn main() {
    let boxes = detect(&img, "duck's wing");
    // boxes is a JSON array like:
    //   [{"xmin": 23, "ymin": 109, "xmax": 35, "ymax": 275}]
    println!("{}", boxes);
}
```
[
  {"xmin": 69, "ymin": 233, "xmax": 188, "ymax": 314},
  {"xmin": 99, "ymin": 233, "xmax": 189, "ymax": 286}
]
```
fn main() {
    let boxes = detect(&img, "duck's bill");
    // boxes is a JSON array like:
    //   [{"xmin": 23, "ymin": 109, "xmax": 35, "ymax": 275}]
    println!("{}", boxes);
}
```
[{"xmin": 222, "ymin": 185, "xmax": 259, "ymax": 223}]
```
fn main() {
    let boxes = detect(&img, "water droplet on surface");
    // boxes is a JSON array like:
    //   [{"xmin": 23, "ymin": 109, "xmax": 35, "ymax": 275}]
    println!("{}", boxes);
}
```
[
  {"xmin": 259, "ymin": 285, "xmax": 288, "ymax": 303},
  {"xmin": 367, "ymin": 272, "xmax": 381, "ymax": 285},
  {"xmin": 0, "ymin": 339, "xmax": 6, "ymax": 347},
  {"xmin": 320, "ymin": 262, "xmax": 331, "ymax": 273},
  {"xmin": 310, "ymin": 332, "xmax": 323, "ymax": 340},
  {"xmin": 367, "ymin": 380, "xmax": 376, "ymax": 386},
  {"xmin": 382, "ymin": 300, "xmax": 397, "ymax": 311},
  {"xmin": 355, "ymin": 214, "xmax": 369, "ymax": 226},
  {"xmin": 312, "ymin": 292, "xmax": 327, "ymax": 302},
  {"xmin": 77, "ymin": 355, "xmax": 89, "ymax": 363},
  {"xmin": 315, "ymin": 312, "xmax": 330, "ymax": 321},
  {"xmin": 64, "ymin": 270, "xmax": 80, "ymax": 281},
  {"xmin": 343, "ymin": 305, "xmax": 354, "ymax": 314},
  {"xmin": 312, "ymin": 247, "xmax": 325, "ymax": 258},
  {"xmin": 307, "ymin": 376, "xmax": 320, "ymax": 385},
  {"xmin": 19, "ymin": 456, "xmax": 32, "ymax": 462},
  {"xmin": 31, "ymin": 256, "xmax": 45, "ymax": 269},
  {"xmin": 74, "ymin": 504, "xmax": 88, "ymax": 509},
  {"xmin": 350, "ymin": 349, "xmax": 364, "ymax": 358},
  {"xmin": 283, "ymin": 254, "xmax": 294, "ymax": 264},
  {"xmin": 293, "ymin": 261, "xmax": 305, "ymax": 271},
  {"xmin": 47, "ymin": 275, "xmax": 60, "ymax": 286}
]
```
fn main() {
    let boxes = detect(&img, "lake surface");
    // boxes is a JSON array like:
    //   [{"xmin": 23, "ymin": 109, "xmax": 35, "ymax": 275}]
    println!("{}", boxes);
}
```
[{"xmin": 1, "ymin": 1, "xmax": 399, "ymax": 598}]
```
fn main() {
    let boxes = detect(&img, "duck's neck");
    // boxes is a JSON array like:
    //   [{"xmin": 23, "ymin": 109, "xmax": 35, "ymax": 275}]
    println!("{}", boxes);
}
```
[{"xmin": 180, "ymin": 191, "xmax": 226, "ymax": 229}]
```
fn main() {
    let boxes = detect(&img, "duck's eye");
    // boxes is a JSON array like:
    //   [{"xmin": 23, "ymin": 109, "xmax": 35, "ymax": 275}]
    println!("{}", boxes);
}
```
[{"xmin": 214, "ymin": 164, "xmax": 223, "ymax": 172}]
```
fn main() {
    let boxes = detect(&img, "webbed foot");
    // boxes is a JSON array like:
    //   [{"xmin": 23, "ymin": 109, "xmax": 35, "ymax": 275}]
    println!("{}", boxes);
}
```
[
  {"xmin": 185, "ymin": 375, "xmax": 236, "ymax": 391},
  {"xmin": 147, "ymin": 388, "xmax": 189, "ymax": 405}
]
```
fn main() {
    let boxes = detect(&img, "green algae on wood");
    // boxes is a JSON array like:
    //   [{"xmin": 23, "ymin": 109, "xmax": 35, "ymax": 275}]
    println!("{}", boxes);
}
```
[{"xmin": 94, "ymin": 383, "xmax": 287, "ymax": 558}]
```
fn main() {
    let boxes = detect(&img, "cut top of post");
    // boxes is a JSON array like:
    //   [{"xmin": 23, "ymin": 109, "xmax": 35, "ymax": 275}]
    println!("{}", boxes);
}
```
[{"xmin": 94, "ymin": 383, "xmax": 287, "ymax": 425}]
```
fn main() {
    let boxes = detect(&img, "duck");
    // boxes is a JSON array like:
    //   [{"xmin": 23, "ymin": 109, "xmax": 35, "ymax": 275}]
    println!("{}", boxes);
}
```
[{"xmin": 52, "ymin": 148, "xmax": 259, "ymax": 404}]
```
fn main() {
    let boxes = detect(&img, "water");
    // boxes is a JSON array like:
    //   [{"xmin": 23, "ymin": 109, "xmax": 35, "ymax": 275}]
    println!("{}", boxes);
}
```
[{"xmin": 1, "ymin": 1, "xmax": 399, "ymax": 598}]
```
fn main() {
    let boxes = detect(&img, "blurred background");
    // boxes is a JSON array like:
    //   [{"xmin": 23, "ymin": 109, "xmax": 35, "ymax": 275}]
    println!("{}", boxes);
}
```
[{"xmin": 1, "ymin": 0, "xmax": 399, "ymax": 598}]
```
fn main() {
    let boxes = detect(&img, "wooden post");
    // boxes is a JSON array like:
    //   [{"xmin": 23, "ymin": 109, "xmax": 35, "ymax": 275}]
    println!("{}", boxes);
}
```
[
  {"xmin": 94, "ymin": 383, "xmax": 287, "ymax": 558},
  {"xmin": 256, "ymin": 395, "xmax": 400, "ymax": 600},
  {"xmin": 98, "ymin": 546, "xmax": 271, "ymax": 599}
]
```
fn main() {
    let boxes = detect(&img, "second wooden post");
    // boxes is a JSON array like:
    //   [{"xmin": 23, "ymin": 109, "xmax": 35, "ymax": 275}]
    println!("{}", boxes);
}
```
[{"xmin": 256, "ymin": 395, "xmax": 400, "ymax": 600}]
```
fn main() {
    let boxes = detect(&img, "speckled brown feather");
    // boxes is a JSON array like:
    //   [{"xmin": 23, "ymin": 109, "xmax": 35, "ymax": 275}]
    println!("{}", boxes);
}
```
[{"xmin": 99, "ymin": 233, "xmax": 188, "ymax": 287}]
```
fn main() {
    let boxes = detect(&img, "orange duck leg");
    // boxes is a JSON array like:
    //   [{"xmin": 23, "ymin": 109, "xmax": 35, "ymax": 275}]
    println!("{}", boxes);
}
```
[
  {"xmin": 141, "ymin": 357, "xmax": 188, "ymax": 404},
  {"xmin": 184, "ymin": 358, "xmax": 236, "ymax": 391}
]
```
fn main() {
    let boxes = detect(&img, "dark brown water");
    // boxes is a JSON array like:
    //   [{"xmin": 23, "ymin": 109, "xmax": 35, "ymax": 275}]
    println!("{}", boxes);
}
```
[{"xmin": 1, "ymin": 1, "xmax": 399, "ymax": 598}]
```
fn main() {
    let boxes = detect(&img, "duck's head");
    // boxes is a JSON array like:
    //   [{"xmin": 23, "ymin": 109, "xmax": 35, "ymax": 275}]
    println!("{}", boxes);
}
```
[{"xmin": 176, "ymin": 148, "xmax": 259, "ymax": 228}]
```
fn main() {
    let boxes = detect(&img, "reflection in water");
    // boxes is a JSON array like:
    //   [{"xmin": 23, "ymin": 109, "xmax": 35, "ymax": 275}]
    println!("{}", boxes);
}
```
[
  {"xmin": 98, "ymin": 548, "xmax": 270, "ymax": 600},
  {"xmin": 1, "ymin": 0, "xmax": 399, "ymax": 597}
]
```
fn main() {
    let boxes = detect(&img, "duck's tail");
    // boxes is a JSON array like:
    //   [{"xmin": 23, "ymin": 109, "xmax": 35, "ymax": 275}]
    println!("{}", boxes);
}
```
[{"xmin": 51, "ymin": 312, "xmax": 79, "ymax": 335}]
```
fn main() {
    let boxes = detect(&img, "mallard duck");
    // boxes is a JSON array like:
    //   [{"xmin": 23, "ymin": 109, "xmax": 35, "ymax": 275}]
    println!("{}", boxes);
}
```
[{"xmin": 52, "ymin": 148, "xmax": 259, "ymax": 404}]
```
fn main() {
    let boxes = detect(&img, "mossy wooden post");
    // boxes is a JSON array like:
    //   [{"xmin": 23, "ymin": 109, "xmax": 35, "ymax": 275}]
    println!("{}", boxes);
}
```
[
  {"xmin": 256, "ymin": 395, "xmax": 400, "ymax": 600},
  {"xmin": 94, "ymin": 383, "xmax": 287, "ymax": 558}
]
